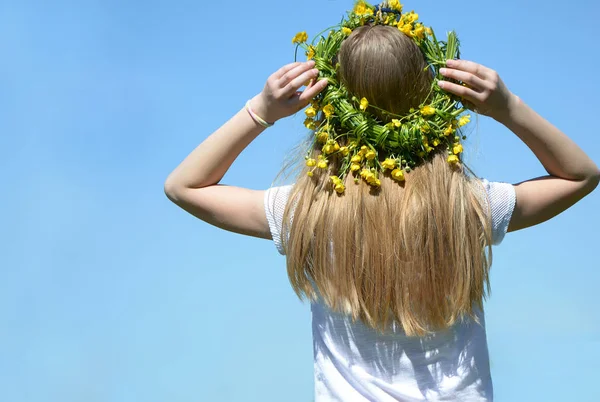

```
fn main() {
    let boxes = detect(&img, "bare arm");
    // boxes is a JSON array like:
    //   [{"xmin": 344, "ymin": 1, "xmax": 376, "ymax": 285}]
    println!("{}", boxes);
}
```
[
  {"xmin": 495, "ymin": 99, "xmax": 599, "ymax": 231},
  {"xmin": 164, "ymin": 61, "xmax": 328, "ymax": 237},
  {"xmin": 440, "ymin": 60, "xmax": 600, "ymax": 231}
]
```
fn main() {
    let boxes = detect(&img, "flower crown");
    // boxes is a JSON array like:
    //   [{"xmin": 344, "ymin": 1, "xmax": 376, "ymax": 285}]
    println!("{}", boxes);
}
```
[{"xmin": 293, "ymin": 1, "xmax": 471, "ymax": 194}]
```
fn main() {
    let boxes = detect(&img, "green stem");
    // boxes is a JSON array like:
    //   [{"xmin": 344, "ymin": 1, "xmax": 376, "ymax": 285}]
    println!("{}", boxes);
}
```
[{"xmin": 311, "ymin": 25, "xmax": 341, "ymax": 46}]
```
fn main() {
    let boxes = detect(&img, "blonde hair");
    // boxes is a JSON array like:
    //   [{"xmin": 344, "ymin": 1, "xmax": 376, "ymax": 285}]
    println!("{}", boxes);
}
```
[{"xmin": 282, "ymin": 25, "xmax": 492, "ymax": 337}]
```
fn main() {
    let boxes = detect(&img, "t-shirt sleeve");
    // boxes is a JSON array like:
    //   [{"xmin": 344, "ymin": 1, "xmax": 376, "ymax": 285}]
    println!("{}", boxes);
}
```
[
  {"xmin": 264, "ymin": 185, "xmax": 293, "ymax": 255},
  {"xmin": 481, "ymin": 180, "xmax": 517, "ymax": 246}
]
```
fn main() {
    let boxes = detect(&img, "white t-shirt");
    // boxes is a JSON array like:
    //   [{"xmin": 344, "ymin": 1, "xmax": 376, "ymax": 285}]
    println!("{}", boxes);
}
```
[{"xmin": 264, "ymin": 180, "xmax": 516, "ymax": 402}]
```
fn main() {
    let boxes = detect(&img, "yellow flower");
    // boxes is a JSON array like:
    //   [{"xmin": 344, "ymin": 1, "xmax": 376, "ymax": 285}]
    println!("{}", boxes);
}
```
[
  {"xmin": 305, "ymin": 106, "xmax": 317, "ymax": 118},
  {"xmin": 292, "ymin": 31, "xmax": 308, "ymax": 44},
  {"xmin": 317, "ymin": 160, "xmax": 328, "ymax": 169},
  {"xmin": 340, "ymin": 146, "xmax": 349, "ymax": 156},
  {"xmin": 306, "ymin": 158, "xmax": 317, "ymax": 167},
  {"xmin": 334, "ymin": 184, "xmax": 345, "ymax": 194},
  {"xmin": 317, "ymin": 131, "xmax": 329, "ymax": 143},
  {"xmin": 389, "ymin": 0, "xmax": 403, "ymax": 12},
  {"xmin": 350, "ymin": 163, "xmax": 361, "ymax": 172},
  {"xmin": 391, "ymin": 168, "xmax": 405, "ymax": 182},
  {"xmin": 381, "ymin": 158, "xmax": 397, "ymax": 170},
  {"xmin": 413, "ymin": 24, "xmax": 425, "ymax": 40},
  {"xmin": 306, "ymin": 46, "xmax": 315, "ymax": 60},
  {"xmin": 360, "ymin": 169, "xmax": 380, "ymax": 186},
  {"xmin": 304, "ymin": 118, "xmax": 316, "ymax": 130},
  {"xmin": 307, "ymin": 171, "xmax": 314, "ymax": 177},
  {"xmin": 365, "ymin": 150, "xmax": 376, "ymax": 160},
  {"xmin": 453, "ymin": 143, "xmax": 464, "ymax": 154},
  {"xmin": 408, "ymin": 11, "xmax": 419, "ymax": 22},
  {"xmin": 433, "ymin": 139, "xmax": 440, "ymax": 147},
  {"xmin": 420, "ymin": 105, "xmax": 436, "ymax": 116},
  {"xmin": 399, "ymin": 23, "xmax": 412, "ymax": 35},
  {"xmin": 444, "ymin": 125, "xmax": 454, "ymax": 136},
  {"xmin": 447, "ymin": 155, "xmax": 460, "ymax": 164},
  {"xmin": 323, "ymin": 104, "xmax": 335, "ymax": 118},
  {"xmin": 425, "ymin": 27, "xmax": 432, "ymax": 36},
  {"xmin": 333, "ymin": 142, "xmax": 340, "ymax": 152},
  {"xmin": 368, "ymin": 176, "xmax": 381, "ymax": 187},
  {"xmin": 354, "ymin": 1, "xmax": 374, "ymax": 16},
  {"xmin": 323, "ymin": 144, "xmax": 335, "ymax": 154},
  {"xmin": 420, "ymin": 123, "xmax": 431, "ymax": 133},
  {"xmin": 392, "ymin": 119, "xmax": 402, "ymax": 128},
  {"xmin": 351, "ymin": 154, "xmax": 363, "ymax": 163},
  {"xmin": 359, "ymin": 97, "xmax": 369, "ymax": 111},
  {"xmin": 342, "ymin": 27, "xmax": 352, "ymax": 36},
  {"xmin": 458, "ymin": 115, "xmax": 471, "ymax": 127}
]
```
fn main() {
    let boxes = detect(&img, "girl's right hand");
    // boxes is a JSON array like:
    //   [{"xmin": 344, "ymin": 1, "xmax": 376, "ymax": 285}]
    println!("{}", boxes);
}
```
[
  {"xmin": 250, "ymin": 60, "xmax": 329, "ymax": 124},
  {"xmin": 438, "ymin": 59, "xmax": 519, "ymax": 122}
]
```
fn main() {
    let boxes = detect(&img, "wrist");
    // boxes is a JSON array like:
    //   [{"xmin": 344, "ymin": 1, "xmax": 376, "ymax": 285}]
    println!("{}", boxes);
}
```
[
  {"xmin": 492, "ymin": 93, "xmax": 522, "ymax": 125},
  {"xmin": 246, "ymin": 96, "xmax": 276, "ymax": 129},
  {"xmin": 250, "ymin": 94, "xmax": 278, "ymax": 125}
]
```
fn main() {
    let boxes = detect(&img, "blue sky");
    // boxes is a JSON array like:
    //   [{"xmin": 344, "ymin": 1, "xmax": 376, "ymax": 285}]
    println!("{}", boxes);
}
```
[{"xmin": 1, "ymin": 0, "xmax": 599, "ymax": 401}]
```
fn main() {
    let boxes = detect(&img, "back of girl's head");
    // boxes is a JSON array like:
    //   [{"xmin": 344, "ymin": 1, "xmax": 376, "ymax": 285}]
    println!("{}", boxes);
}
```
[
  {"xmin": 282, "ymin": 16, "xmax": 491, "ymax": 337},
  {"xmin": 338, "ymin": 25, "xmax": 431, "ymax": 118}
]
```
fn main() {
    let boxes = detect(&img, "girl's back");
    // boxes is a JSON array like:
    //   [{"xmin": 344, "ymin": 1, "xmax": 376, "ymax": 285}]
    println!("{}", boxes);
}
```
[
  {"xmin": 266, "ymin": 180, "xmax": 513, "ymax": 401},
  {"xmin": 311, "ymin": 298, "xmax": 489, "ymax": 401}
]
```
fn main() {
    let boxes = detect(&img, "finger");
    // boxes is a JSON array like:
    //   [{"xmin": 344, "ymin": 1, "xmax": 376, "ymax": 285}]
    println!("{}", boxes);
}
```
[
  {"xmin": 438, "ymin": 80, "xmax": 482, "ymax": 104},
  {"xmin": 297, "ymin": 79, "xmax": 329, "ymax": 104},
  {"xmin": 273, "ymin": 62, "xmax": 303, "ymax": 80},
  {"xmin": 277, "ymin": 61, "xmax": 315, "ymax": 88},
  {"xmin": 446, "ymin": 59, "xmax": 494, "ymax": 80},
  {"xmin": 281, "ymin": 68, "xmax": 319, "ymax": 97},
  {"xmin": 440, "ymin": 68, "xmax": 487, "ymax": 91}
]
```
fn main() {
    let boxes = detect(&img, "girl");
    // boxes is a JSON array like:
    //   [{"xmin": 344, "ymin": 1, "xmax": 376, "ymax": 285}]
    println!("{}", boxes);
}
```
[{"xmin": 164, "ymin": 3, "xmax": 599, "ymax": 401}]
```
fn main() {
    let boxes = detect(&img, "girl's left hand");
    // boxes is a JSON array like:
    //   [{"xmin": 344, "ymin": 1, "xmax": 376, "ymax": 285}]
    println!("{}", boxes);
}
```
[
  {"xmin": 438, "ymin": 59, "xmax": 517, "ymax": 121},
  {"xmin": 250, "ymin": 60, "xmax": 329, "ymax": 124}
]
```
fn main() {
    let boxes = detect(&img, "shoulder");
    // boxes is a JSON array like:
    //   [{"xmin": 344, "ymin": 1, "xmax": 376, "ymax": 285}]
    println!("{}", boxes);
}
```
[
  {"xmin": 264, "ymin": 185, "xmax": 294, "ymax": 255},
  {"xmin": 476, "ymin": 179, "xmax": 517, "ymax": 245},
  {"xmin": 264, "ymin": 185, "xmax": 294, "ymax": 218}
]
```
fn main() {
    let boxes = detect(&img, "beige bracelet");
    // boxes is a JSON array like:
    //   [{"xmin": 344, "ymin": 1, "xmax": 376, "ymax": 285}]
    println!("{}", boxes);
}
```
[{"xmin": 245, "ymin": 100, "xmax": 274, "ymax": 128}]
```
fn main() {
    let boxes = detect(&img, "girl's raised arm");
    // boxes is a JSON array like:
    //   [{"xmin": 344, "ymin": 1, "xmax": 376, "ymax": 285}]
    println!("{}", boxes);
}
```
[
  {"xmin": 440, "ymin": 59, "xmax": 600, "ymax": 231},
  {"xmin": 164, "ymin": 61, "xmax": 328, "ymax": 238}
]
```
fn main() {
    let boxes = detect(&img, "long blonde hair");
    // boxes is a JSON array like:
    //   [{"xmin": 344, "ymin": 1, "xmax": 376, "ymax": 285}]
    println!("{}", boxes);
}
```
[{"xmin": 282, "ymin": 25, "xmax": 492, "ymax": 337}]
